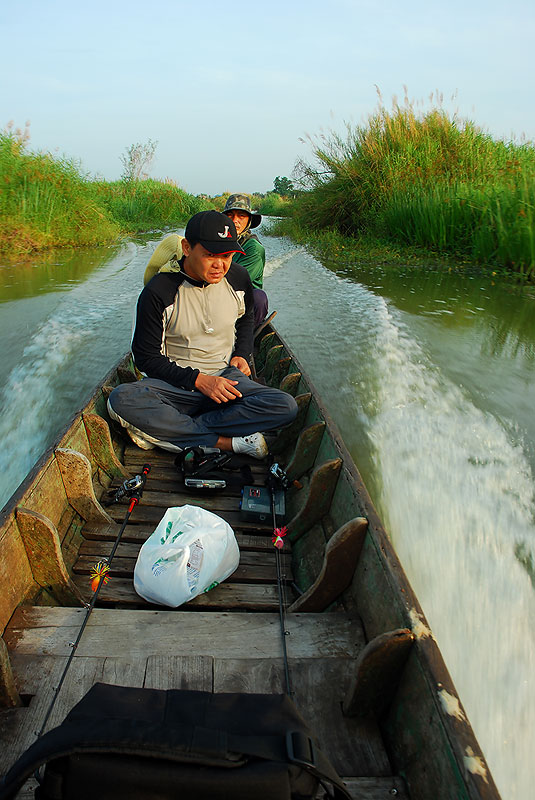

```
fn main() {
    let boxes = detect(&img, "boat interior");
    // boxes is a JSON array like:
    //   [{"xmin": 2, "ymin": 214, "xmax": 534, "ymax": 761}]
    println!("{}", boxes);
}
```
[{"xmin": 0, "ymin": 330, "xmax": 497, "ymax": 799}]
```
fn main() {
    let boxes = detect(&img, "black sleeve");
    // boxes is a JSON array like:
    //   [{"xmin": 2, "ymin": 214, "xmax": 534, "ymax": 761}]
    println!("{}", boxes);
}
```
[
  {"xmin": 131, "ymin": 278, "xmax": 200, "ymax": 390},
  {"xmin": 229, "ymin": 264, "xmax": 255, "ymax": 360}
]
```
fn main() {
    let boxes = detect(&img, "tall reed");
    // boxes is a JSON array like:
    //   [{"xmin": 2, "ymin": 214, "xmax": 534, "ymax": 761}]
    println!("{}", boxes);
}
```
[
  {"xmin": 0, "ymin": 131, "xmax": 211, "ymax": 256},
  {"xmin": 0, "ymin": 131, "xmax": 120, "ymax": 253},
  {"xmin": 291, "ymin": 95, "xmax": 535, "ymax": 278}
]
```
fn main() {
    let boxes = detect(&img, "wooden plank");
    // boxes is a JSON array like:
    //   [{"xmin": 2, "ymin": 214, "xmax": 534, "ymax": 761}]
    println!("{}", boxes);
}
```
[
  {"xmin": 279, "ymin": 371, "xmax": 302, "ymax": 397},
  {"xmin": 57, "ymin": 416, "xmax": 92, "ymax": 465},
  {"xmin": 263, "ymin": 344, "xmax": 285, "ymax": 384},
  {"xmin": 105, "ymin": 504, "xmax": 273, "ymax": 533},
  {"xmin": 289, "ymin": 518, "xmax": 368, "ymax": 613},
  {"xmin": 270, "ymin": 355, "xmax": 291, "ymax": 387},
  {"xmin": 55, "ymin": 449, "xmax": 113, "ymax": 524},
  {"xmin": 83, "ymin": 413, "xmax": 129, "ymax": 478},
  {"xmin": 78, "ymin": 539, "xmax": 291, "ymax": 567},
  {"xmin": 0, "ymin": 519, "xmax": 35, "ymax": 634},
  {"xmin": 0, "ymin": 638, "xmax": 21, "ymax": 707},
  {"xmin": 270, "ymin": 392, "xmax": 311, "ymax": 455},
  {"xmin": 255, "ymin": 331, "xmax": 277, "ymax": 372},
  {"xmin": 126, "ymin": 490, "xmax": 241, "ymax": 511},
  {"xmin": 214, "ymin": 658, "xmax": 391, "ymax": 778},
  {"xmin": 80, "ymin": 527, "xmax": 285, "ymax": 554},
  {"xmin": 11, "ymin": 458, "xmax": 69, "ymax": 532},
  {"xmin": 288, "ymin": 459, "xmax": 343, "ymax": 542},
  {"xmin": 6, "ymin": 609, "xmax": 364, "ymax": 660},
  {"xmin": 291, "ymin": 522, "xmax": 327, "ymax": 594},
  {"xmin": 69, "ymin": 576, "xmax": 284, "ymax": 610},
  {"xmin": 15, "ymin": 508, "xmax": 84, "ymax": 606},
  {"xmin": 73, "ymin": 554, "xmax": 292, "ymax": 585},
  {"xmin": 144, "ymin": 655, "xmax": 213, "ymax": 691},
  {"xmin": 343, "ymin": 629, "xmax": 415, "ymax": 719},
  {"xmin": 285, "ymin": 421, "xmax": 326, "ymax": 481}
]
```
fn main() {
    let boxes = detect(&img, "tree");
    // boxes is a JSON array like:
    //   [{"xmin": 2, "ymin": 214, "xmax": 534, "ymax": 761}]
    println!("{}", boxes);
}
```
[
  {"xmin": 273, "ymin": 176, "xmax": 294, "ymax": 195},
  {"xmin": 120, "ymin": 139, "xmax": 158, "ymax": 181}
]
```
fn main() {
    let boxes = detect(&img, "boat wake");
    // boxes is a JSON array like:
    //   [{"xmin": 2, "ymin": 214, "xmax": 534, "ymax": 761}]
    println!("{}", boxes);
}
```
[
  {"xmin": 366, "ymin": 298, "xmax": 535, "ymax": 800},
  {"xmin": 0, "ymin": 244, "xmax": 148, "ymax": 511}
]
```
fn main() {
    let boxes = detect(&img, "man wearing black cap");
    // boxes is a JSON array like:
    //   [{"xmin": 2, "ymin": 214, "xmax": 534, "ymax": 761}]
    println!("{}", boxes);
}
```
[{"xmin": 107, "ymin": 210, "xmax": 297, "ymax": 458}]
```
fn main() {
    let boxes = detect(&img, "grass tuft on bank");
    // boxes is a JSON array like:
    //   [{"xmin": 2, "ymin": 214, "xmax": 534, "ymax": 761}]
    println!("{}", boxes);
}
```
[
  {"xmin": 288, "ymin": 95, "xmax": 535, "ymax": 280},
  {"xmin": 0, "ymin": 131, "xmax": 210, "ymax": 257}
]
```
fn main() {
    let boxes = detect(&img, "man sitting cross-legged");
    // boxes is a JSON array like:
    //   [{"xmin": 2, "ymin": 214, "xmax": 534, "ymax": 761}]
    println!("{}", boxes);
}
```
[{"xmin": 108, "ymin": 210, "xmax": 297, "ymax": 458}]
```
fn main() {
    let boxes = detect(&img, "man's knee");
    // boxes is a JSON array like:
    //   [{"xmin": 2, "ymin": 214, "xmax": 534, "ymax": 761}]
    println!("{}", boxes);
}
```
[
  {"xmin": 108, "ymin": 382, "xmax": 140, "ymax": 419},
  {"xmin": 277, "ymin": 391, "xmax": 298, "ymax": 426}
]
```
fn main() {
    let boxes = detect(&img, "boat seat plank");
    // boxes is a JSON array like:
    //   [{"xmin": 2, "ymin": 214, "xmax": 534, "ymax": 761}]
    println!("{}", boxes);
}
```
[
  {"xmin": 123, "ymin": 445, "xmax": 269, "ymax": 473},
  {"xmin": 70, "ymin": 576, "xmax": 289, "ymax": 610},
  {"xmin": 78, "ymin": 539, "xmax": 291, "ymax": 565},
  {"xmin": 127, "ymin": 490, "xmax": 242, "ymax": 511},
  {"xmin": 105, "ymin": 504, "xmax": 273, "ymax": 532},
  {"xmin": 80, "ymin": 528, "xmax": 289, "ymax": 554},
  {"xmin": 213, "ymin": 657, "xmax": 390, "ymax": 777},
  {"xmin": 72, "ymin": 554, "xmax": 293, "ymax": 585},
  {"xmin": 107, "ymin": 472, "xmax": 253, "ymax": 498},
  {"xmin": 6, "ymin": 609, "xmax": 364, "ymax": 660}
]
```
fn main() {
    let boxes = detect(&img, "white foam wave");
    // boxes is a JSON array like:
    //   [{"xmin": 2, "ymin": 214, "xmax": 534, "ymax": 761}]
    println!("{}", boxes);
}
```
[{"xmin": 367, "ymin": 301, "xmax": 535, "ymax": 799}]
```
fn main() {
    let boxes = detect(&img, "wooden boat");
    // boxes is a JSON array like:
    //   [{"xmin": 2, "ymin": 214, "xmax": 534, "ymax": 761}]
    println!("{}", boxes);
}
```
[{"xmin": 0, "ymin": 325, "xmax": 500, "ymax": 799}]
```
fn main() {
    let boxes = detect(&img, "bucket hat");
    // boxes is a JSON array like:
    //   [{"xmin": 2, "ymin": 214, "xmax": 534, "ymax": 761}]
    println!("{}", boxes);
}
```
[{"xmin": 223, "ymin": 194, "xmax": 262, "ymax": 229}]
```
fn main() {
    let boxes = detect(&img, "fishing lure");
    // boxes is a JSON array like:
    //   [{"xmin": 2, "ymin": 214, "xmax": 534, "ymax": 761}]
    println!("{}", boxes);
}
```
[
  {"xmin": 272, "ymin": 526, "xmax": 288, "ymax": 549},
  {"xmin": 90, "ymin": 561, "xmax": 110, "ymax": 593}
]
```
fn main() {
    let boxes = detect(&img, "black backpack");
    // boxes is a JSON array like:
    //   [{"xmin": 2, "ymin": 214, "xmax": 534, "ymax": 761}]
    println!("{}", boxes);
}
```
[{"xmin": 0, "ymin": 684, "xmax": 351, "ymax": 800}]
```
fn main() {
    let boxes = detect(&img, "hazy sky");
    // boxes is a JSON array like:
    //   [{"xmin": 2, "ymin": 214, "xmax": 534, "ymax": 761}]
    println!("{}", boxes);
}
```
[{"xmin": 2, "ymin": 0, "xmax": 534, "ymax": 195}]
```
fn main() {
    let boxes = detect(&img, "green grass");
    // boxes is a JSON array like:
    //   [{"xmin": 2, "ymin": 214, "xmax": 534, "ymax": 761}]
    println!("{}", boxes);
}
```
[
  {"xmin": 210, "ymin": 192, "xmax": 292, "ymax": 218},
  {"xmin": 95, "ymin": 179, "xmax": 211, "ymax": 231},
  {"xmin": 251, "ymin": 193, "xmax": 292, "ymax": 216},
  {"xmin": 0, "ymin": 131, "xmax": 211, "ymax": 257},
  {"xmin": 288, "ymin": 95, "xmax": 535, "ymax": 280}
]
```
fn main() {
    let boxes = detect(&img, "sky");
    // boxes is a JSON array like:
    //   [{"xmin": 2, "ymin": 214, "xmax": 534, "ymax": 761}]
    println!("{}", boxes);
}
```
[{"xmin": 2, "ymin": 0, "xmax": 534, "ymax": 196}]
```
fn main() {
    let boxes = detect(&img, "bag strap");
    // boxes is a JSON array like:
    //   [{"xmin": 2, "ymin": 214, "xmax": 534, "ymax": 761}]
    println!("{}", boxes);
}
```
[{"xmin": 0, "ymin": 720, "xmax": 351, "ymax": 800}]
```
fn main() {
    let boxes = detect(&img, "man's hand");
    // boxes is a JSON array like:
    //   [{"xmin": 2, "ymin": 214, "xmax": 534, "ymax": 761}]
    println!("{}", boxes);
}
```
[
  {"xmin": 195, "ymin": 372, "xmax": 243, "ymax": 403},
  {"xmin": 230, "ymin": 356, "xmax": 251, "ymax": 377}
]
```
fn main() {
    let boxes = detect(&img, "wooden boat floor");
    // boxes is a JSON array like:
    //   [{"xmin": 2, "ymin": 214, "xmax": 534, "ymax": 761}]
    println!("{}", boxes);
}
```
[{"xmin": 1, "ymin": 447, "xmax": 409, "ymax": 798}]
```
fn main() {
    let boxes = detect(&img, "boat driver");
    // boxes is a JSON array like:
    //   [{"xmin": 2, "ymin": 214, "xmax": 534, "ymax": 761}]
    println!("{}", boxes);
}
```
[
  {"xmin": 222, "ymin": 193, "xmax": 268, "ymax": 327},
  {"xmin": 107, "ymin": 210, "xmax": 297, "ymax": 459}
]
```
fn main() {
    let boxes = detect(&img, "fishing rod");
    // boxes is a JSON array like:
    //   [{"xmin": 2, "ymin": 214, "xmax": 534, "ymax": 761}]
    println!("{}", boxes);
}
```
[
  {"xmin": 268, "ymin": 462, "xmax": 293, "ymax": 697},
  {"xmin": 35, "ymin": 464, "xmax": 151, "ymax": 742}
]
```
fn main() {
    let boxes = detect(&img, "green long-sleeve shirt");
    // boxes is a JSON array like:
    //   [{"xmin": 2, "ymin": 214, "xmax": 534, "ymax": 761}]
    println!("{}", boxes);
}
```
[{"xmin": 232, "ymin": 235, "xmax": 265, "ymax": 289}]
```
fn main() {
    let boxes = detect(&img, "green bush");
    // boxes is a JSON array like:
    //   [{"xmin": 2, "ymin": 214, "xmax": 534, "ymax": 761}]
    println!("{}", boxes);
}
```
[
  {"xmin": 0, "ymin": 131, "xmax": 212, "ymax": 256},
  {"xmin": 289, "ymin": 97, "xmax": 535, "ymax": 278},
  {"xmin": 95, "ymin": 179, "xmax": 211, "ymax": 231},
  {"xmin": 0, "ymin": 131, "xmax": 120, "ymax": 253}
]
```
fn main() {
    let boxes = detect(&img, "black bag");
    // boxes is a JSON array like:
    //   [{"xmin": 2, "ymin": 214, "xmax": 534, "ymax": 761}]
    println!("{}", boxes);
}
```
[{"xmin": 0, "ymin": 684, "xmax": 351, "ymax": 800}]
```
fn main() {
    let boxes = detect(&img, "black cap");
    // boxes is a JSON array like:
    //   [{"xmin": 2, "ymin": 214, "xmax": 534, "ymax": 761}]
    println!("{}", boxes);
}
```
[{"xmin": 184, "ymin": 211, "xmax": 245, "ymax": 255}]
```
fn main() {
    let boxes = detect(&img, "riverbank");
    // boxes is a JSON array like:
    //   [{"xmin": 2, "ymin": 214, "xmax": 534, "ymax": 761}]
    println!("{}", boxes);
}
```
[
  {"xmin": 280, "ymin": 94, "xmax": 535, "ymax": 283},
  {"xmin": 0, "ymin": 130, "xmax": 210, "ymax": 257}
]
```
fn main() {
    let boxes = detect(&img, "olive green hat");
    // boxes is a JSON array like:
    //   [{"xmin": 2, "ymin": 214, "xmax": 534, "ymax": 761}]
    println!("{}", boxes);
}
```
[{"xmin": 223, "ymin": 193, "xmax": 261, "ymax": 229}]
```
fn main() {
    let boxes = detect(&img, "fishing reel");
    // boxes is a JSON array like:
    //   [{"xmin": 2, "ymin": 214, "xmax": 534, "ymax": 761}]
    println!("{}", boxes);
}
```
[
  {"xmin": 269, "ymin": 462, "xmax": 295, "ymax": 491},
  {"xmin": 105, "ymin": 465, "xmax": 151, "ymax": 505}
]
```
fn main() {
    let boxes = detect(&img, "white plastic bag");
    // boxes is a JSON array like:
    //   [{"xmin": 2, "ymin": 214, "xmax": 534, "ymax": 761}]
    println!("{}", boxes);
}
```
[{"xmin": 133, "ymin": 505, "xmax": 239, "ymax": 607}]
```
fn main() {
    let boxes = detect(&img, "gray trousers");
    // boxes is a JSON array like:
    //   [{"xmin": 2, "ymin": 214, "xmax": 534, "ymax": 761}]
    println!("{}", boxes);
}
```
[{"xmin": 108, "ymin": 367, "xmax": 298, "ymax": 451}]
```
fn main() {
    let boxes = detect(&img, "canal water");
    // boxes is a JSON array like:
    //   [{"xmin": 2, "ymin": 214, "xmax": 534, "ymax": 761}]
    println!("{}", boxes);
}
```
[{"xmin": 1, "ymin": 226, "xmax": 534, "ymax": 799}]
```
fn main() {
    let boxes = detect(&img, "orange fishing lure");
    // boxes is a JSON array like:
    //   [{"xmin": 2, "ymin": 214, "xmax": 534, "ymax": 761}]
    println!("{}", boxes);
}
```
[{"xmin": 90, "ymin": 561, "xmax": 110, "ymax": 592}]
